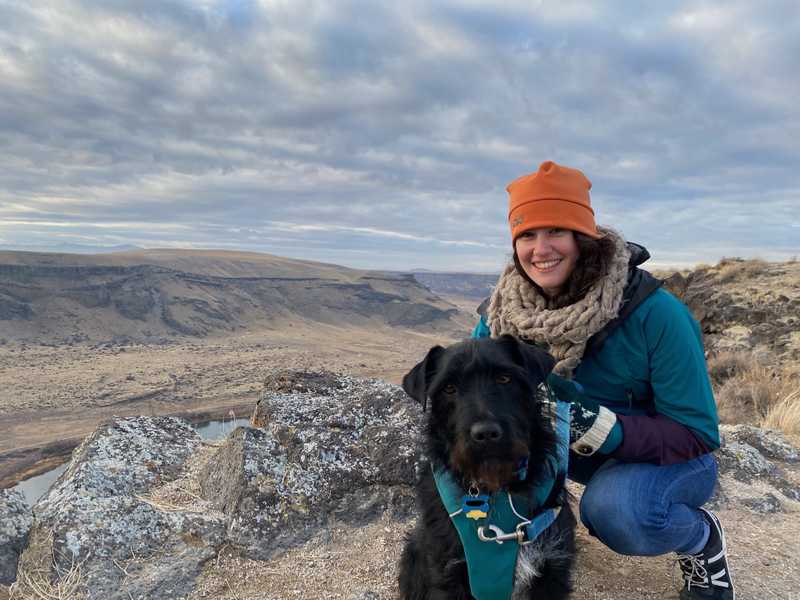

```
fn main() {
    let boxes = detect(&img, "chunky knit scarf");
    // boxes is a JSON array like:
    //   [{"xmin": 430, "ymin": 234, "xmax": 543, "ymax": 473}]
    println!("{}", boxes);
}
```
[{"xmin": 486, "ymin": 228, "xmax": 631, "ymax": 378}]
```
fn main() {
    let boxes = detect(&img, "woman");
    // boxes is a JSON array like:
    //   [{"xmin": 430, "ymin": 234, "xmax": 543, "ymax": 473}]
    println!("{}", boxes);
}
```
[{"xmin": 472, "ymin": 161, "xmax": 733, "ymax": 600}]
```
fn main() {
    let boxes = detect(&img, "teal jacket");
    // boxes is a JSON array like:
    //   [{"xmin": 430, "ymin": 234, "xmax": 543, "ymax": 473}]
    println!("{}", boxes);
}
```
[{"xmin": 472, "ymin": 287, "xmax": 720, "ymax": 471}]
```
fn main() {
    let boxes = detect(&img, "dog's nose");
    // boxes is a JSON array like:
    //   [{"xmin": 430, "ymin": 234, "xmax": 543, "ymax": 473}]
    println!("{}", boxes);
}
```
[{"xmin": 470, "ymin": 421, "xmax": 503, "ymax": 444}]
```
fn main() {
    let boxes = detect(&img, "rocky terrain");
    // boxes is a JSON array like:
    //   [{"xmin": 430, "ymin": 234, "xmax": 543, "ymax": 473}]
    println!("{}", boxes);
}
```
[
  {"xmin": 2, "ymin": 371, "xmax": 799, "ymax": 599},
  {"xmin": 661, "ymin": 258, "xmax": 800, "ymax": 369}
]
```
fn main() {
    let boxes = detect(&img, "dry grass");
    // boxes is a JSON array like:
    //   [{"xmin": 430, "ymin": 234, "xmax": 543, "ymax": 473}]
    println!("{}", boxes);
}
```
[
  {"xmin": 709, "ymin": 350, "xmax": 800, "ymax": 434},
  {"xmin": 9, "ymin": 529, "xmax": 85, "ymax": 600},
  {"xmin": 707, "ymin": 351, "xmax": 753, "ymax": 388},
  {"xmin": 763, "ymin": 389, "xmax": 800, "ymax": 435},
  {"xmin": 712, "ymin": 257, "xmax": 769, "ymax": 284}
]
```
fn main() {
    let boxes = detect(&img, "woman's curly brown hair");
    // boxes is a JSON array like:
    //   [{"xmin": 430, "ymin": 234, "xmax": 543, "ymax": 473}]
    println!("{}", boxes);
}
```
[{"xmin": 513, "ymin": 232, "xmax": 620, "ymax": 309}]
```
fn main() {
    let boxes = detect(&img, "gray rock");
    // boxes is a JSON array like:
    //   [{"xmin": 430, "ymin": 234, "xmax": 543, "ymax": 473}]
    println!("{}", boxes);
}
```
[
  {"xmin": 200, "ymin": 372, "xmax": 420, "ymax": 560},
  {"xmin": 720, "ymin": 424, "xmax": 800, "ymax": 463},
  {"xmin": 716, "ymin": 441, "xmax": 779, "ymax": 482},
  {"xmin": 742, "ymin": 493, "xmax": 783, "ymax": 514},
  {"xmin": 713, "ymin": 433, "xmax": 800, "ymax": 513},
  {"xmin": 0, "ymin": 488, "xmax": 32, "ymax": 585},
  {"xmin": 19, "ymin": 416, "xmax": 226, "ymax": 600}
]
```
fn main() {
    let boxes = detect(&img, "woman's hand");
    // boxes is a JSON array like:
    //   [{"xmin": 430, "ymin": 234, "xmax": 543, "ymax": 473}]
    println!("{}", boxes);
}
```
[{"xmin": 546, "ymin": 373, "xmax": 620, "ymax": 456}]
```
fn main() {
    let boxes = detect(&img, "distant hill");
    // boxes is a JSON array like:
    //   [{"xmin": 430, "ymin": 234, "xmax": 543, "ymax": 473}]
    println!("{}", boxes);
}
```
[
  {"xmin": 0, "ymin": 250, "xmax": 463, "ymax": 344},
  {"xmin": 411, "ymin": 271, "xmax": 498, "ymax": 301}
]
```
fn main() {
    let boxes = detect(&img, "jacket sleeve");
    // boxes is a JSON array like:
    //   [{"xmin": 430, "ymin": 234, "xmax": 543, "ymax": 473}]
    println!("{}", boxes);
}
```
[
  {"xmin": 610, "ymin": 292, "xmax": 720, "ymax": 464},
  {"xmin": 611, "ymin": 414, "xmax": 712, "ymax": 464}
]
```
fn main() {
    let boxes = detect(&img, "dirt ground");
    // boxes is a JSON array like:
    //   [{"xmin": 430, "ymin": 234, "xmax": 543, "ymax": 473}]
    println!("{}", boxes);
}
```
[
  {"xmin": 3, "ymin": 300, "xmax": 800, "ymax": 599},
  {"xmin": 187, "ymin": 505, "xmax": 800, "ymax": 600}
]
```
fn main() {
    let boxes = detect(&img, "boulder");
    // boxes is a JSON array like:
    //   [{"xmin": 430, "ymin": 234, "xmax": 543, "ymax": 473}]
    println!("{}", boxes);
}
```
[
  {"xmin": 203, "ymin": 371, "xmax": 420, "ymax": 560},
  {"xmin": 721, "ymin": 424, "xmax": 799, "ymax": 463},
  {"xmin": 0, "ymin": 489, "xmax": 32, "ymax": 585},
  {"xmin": 16, "ymin": 416, "xmax": 226, "ymax": 600},
  {"xmin": 709, "ymin": 425, "xmax": 800, "ymax": 513}
]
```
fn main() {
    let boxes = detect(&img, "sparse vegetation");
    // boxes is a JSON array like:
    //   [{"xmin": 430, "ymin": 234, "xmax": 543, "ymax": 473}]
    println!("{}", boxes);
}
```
[
  {"xmin": 709, "ymin": 350, "xmax": 800, "ymax": 435},
  {"xmin": 9, "ymin": 529, "xmax": 85, "ymax": 599},
  {"xmin": 763, "ymin": 389, "xmax": 800, "ymax": 435},
  {"xmin": 712, "ymin": 257, "xmax": 769, "ymax": 284},
  {"xmin": 707, "ymin": 351, "xmax": 753, "ymax": 388}
]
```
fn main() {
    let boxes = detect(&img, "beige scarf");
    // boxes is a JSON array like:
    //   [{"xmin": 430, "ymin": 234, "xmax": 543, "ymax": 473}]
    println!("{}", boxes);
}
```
[{"xmin": 486, "ymin": 228, "xmax": 631, "ymax": 378}]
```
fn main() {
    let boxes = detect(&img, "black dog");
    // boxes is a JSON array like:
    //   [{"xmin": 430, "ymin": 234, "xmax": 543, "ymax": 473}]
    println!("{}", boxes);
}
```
[{"xmin": 399, "ymin": 335, "xmax": 575, "ymax": 600}]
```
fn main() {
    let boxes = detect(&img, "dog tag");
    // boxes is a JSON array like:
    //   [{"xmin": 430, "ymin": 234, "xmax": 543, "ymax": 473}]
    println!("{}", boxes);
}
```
[{"xmin": 462, "ymin": 494, "xmax": 490, "ymax": 520}]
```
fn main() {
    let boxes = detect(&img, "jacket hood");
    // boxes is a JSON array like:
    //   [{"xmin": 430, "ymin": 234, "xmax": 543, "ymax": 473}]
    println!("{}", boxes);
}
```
[{"xmin": 626, "ymin": 242, "xmax": 650, "ymax": 268}]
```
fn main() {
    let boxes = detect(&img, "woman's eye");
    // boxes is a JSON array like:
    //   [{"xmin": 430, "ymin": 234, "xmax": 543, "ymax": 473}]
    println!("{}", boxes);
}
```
[
  {"xmin": 443, "ymin": 384, "xmax": 457, "ymax": 394},
  {"xmin": 496, "ymin": 375, "xmax": 511, "ymax": 384}
]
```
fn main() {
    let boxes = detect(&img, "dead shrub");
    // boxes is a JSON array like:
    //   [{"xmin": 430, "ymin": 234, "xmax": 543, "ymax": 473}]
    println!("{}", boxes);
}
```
[{"xmin": 707, "ymin": 351, "xmax": 751, "ymax": 388}]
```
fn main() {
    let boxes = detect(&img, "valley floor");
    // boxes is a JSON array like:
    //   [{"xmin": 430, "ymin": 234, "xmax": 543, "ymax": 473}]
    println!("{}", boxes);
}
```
[{"xmin": 0, "ymin": 319, "xmax": 465, "ymax": 485}]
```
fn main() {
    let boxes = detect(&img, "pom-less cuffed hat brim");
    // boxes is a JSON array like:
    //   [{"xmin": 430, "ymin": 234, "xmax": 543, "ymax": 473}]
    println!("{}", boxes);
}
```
[{"xmin": 509, "ymin": 198, "xmax": 602, "ymax": 241}]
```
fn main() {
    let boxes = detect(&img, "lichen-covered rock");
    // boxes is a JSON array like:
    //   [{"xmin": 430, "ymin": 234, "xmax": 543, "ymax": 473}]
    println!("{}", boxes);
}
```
[
  {"xmin": 710, "ymin": 428, "xmax": 800, "ymax": 513},
  {"xmin": 202, "ymin": 372, "xmax": 420, "ymax": 560},
  {"xmin": 0, "ymin": 488, "xmax": 32, "ymax": 584},
  {"xmin": 721, "ymin": 424, "xmax": 800, "ymax": 463},
  {"xmin": 18, "ymin": 416, "xmax": 226, "ymax": 600},
  {"xmin": 716, "ymin": 441, "xmax": 780, "ymax": 481}
]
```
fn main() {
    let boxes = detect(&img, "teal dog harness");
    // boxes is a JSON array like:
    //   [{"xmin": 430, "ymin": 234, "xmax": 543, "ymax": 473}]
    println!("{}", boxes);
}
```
[{"xmin": 433, "ymin": 393, "xmax": 571, "ymax": 600}]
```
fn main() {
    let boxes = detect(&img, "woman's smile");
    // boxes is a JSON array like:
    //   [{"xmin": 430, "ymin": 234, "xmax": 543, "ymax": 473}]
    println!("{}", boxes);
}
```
[{"xmin": 532, "ymin": 257, "xmax": 563, "ymax": 271}]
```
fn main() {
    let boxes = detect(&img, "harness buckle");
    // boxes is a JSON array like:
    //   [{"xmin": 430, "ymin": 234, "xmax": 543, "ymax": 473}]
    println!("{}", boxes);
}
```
[
  {"xmin": 515, "ymin": 521, "xmax": 533, "ymax": 546},
  {"xmin": 477, "ymin": 524, "xmax": 526, "ymax": 545}
]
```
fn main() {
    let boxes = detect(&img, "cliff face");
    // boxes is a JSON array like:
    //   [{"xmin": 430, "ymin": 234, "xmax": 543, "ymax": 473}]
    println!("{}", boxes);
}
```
[
  {"xmin": 411, "ymin": 271, "xmax": 498, "ymax": 301},
  {"xmin": 0, "ymin": 251, "xmax": 462, "ymax": 344}
]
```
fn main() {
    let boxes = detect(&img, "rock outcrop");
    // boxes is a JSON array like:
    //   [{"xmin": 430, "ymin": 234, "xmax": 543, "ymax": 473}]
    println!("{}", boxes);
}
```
[
  {"xmin": 16, "ymin": 417, "xmax": 222, "ymax": 599},
  {"xmin": 202, "ymin": 371, "xmax": 419, "ymax": 560},
  {"xmin": 709, "ymin": 424, "xmax": 800, "ymax": 514},
  {"xmin": 0, "ymin": 489, "xmax": 31, "ymax": 585},
  {"xmin": 661, "ymin": 259, "xmax": 800, "ymax": 364}
]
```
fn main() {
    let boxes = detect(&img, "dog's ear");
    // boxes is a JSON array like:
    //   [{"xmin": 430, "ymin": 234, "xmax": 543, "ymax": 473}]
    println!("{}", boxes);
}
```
[
  {"xmin": 402, "ymin": 345, "xmax": 445, "ymax": 412},
  {"xmin": 497, "ymin": 334, "xmax": 555, "ymax": 385}
]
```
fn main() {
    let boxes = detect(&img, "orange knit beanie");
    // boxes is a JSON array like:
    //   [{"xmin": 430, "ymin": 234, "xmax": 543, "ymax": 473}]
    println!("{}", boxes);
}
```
[{"xmin": 506, "ymin": 160, "xmax": 601, "ymax": 241}]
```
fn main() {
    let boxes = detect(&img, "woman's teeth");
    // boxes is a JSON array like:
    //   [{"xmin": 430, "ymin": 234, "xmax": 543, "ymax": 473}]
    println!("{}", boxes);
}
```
[{"xmin": 533, "ymin": 259, "xmax": 562, "ymax": 270}]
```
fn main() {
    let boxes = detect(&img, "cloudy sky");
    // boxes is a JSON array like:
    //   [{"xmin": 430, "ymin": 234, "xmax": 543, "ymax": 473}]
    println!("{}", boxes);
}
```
[{"xmin": 1, "ymin": 0, "xmax": 798, "ymax": 272}]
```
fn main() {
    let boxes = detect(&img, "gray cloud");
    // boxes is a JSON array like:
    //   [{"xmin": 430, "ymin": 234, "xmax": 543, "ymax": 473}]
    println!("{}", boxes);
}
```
[{"xmin": 1, "ymin": 0, "xmax": 798, "ymax": 270}]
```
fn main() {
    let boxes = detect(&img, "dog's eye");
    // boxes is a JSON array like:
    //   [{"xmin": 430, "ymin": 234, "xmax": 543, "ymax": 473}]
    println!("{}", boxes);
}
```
[
  {"xmin": 443, "ymin": 383, "xmax": 457, "ymax": 394},
  {"xmin": 496, "ymin": 375, "xmax": 511, "ymax": 384}
]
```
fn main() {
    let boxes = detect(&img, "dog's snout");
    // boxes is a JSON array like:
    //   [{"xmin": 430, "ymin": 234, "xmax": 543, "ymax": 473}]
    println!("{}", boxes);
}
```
[{"xmin": 470, "ymin": 421, "xmax": 503, "ymax": 444}]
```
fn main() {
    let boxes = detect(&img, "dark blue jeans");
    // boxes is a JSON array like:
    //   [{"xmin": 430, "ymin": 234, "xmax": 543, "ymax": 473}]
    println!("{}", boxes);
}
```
[{"xmin": 573, "ymin": 453, "xmax": 718, "ymax": 556}]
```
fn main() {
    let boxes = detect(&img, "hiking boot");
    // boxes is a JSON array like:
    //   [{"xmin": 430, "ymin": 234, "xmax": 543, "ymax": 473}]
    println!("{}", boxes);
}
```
[{"xmin": 677, "ymin": 508, "xmax": 734, "ymax": 599}]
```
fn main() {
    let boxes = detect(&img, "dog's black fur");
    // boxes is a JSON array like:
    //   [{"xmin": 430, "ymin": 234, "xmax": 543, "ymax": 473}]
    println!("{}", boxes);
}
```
[{"xmin": 399, "ymin": 335, "xmax": 575, "ymax": 599}]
